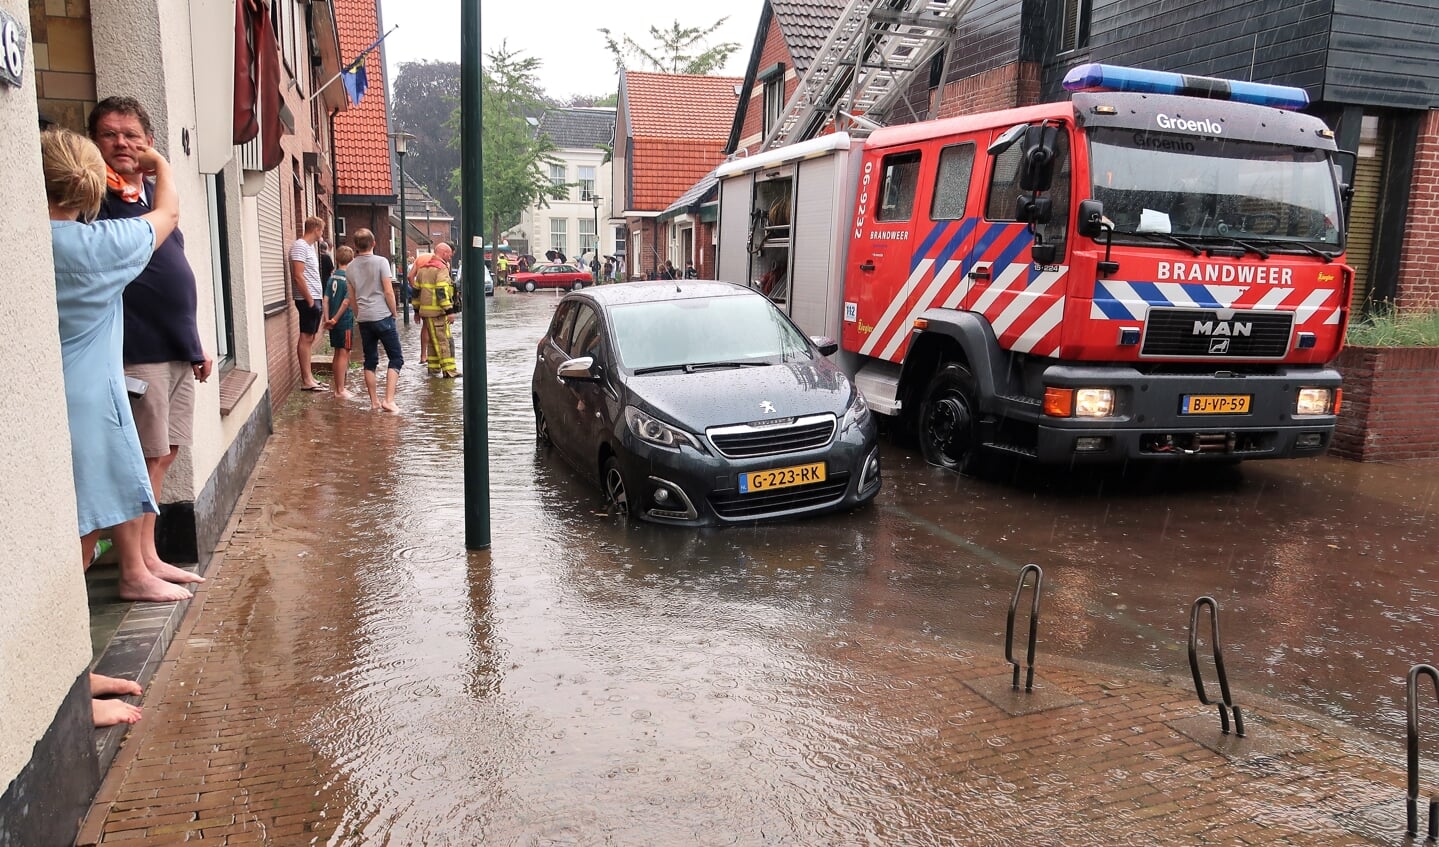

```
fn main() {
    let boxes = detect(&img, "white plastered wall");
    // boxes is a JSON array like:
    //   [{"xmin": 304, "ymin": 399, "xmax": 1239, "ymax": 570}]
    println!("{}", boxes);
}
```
[
  {"xmin": 91, "ymin": 0, "xmax": 230, "ymax": 503},
  {"xmin": 0, "ymin": 0, "xmax": 96, "ymax": 784}
]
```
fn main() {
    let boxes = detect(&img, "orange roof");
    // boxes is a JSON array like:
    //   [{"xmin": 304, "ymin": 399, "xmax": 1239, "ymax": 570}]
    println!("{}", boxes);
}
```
[
  {"xmin": 624, "ymin": 71, "xmax": 740, "ymax": 210},
  {"xmin": 332, "ymin": 0, "xmax": 392, "ymax": 197}
]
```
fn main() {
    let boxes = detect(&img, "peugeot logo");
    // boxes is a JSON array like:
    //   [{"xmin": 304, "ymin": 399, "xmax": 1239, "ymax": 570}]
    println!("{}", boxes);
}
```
[
  {"xmin": 760, "ymin": 400, "xmax": 776, "ymax": 414},
  {"xmin": 1209, "ymin": 338, "xmax": 1230, "ymax": 354}
]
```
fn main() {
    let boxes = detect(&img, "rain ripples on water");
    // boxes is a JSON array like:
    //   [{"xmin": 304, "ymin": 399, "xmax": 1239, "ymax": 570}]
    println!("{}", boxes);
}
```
[{"xmin": 262, "ymin": 293, "xmax": 1439, "ymax": 844}]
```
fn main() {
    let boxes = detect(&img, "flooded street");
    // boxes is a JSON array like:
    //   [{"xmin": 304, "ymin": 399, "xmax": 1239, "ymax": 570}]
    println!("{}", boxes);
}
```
[{"xmin": 93, "ymin": 291, "xmax": 1439, "ymax": 845}]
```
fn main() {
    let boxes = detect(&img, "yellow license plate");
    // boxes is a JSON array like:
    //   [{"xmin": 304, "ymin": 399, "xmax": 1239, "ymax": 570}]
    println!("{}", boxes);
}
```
[
  {"xmin": 739, "ymin": 462, "xmax": 826, "ymax": 494},
  {"xmin": 1181, "ymin": 394, "xmax": 1252, "ymax": 415}
]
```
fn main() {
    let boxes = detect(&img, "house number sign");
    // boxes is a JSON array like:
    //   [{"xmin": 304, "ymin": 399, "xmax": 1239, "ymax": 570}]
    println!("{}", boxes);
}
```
[{"xmin": 0, "ymin": 8, "xmax": 25, "ymax": 88}]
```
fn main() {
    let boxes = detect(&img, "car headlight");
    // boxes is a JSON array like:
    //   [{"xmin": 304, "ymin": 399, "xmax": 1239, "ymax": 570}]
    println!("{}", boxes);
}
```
[
  {"xmin": 841, "ymin": 388, "xmax": 871, "ymax": 434},
  {"xmin": 624, "ymin": 406, "xmax": 705, "ymax": 451},
  {"xmin": 1295, "ymin": 387, "xmax": 1335, "ymax": 416}
]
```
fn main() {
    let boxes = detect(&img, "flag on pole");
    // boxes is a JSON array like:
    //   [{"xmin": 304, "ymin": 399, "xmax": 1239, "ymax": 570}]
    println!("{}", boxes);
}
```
[
  {"xmin": 328, "ymin": 25, "xmax": 397, "ymax": 107},
  {"xmin": 342, "ymin": 59, "xmax": 368, "ymax": 105}
]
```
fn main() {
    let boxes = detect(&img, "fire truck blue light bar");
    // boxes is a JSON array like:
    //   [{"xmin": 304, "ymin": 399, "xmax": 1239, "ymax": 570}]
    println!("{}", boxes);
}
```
[{"xmin": 1062, "ymin": 64, "xmax": 1310, "ymax": 111}]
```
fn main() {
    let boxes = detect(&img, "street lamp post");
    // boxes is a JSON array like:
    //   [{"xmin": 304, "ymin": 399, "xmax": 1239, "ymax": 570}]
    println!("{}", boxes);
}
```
[
  {"xmin": 591, "ymin": 194, "xmax": 602, "ymax": 284},
  {"xmin": 392, "ymin": 131, "xmax": 415, "ymax": 325}
]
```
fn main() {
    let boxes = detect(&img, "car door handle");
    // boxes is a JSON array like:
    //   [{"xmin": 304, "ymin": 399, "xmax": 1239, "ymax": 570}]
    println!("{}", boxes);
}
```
[
  {"xmin": 859, "ymin": 260, "xmax": 876, "ymax": 272},
  {"xmin": 969, "ymin": 265, "xmax": 991, "ymax": 281}
]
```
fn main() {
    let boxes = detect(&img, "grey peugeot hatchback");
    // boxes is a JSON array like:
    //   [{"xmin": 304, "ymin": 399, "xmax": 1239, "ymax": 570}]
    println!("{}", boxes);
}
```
[{"xmin": 531, "ymin": 281, "xmax": 881, "ymax": 525}]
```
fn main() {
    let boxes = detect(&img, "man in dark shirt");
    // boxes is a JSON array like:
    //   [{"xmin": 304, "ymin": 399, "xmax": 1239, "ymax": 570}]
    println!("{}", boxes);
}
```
[{"xmin": 90, "ymin": 96, "xmax": 211, "ymax": 601}]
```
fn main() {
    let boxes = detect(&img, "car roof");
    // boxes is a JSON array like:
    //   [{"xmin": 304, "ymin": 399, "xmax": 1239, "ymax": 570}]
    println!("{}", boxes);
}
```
[{"xmin": 568, "ymin": 280, "xmax": 754, "ymax": 308}]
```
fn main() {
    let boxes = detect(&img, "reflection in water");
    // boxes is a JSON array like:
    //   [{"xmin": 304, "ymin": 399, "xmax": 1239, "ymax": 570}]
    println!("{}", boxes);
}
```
[{"xmin": 246, "ymin": 291, "xmax": 1437, "ymax": 843}]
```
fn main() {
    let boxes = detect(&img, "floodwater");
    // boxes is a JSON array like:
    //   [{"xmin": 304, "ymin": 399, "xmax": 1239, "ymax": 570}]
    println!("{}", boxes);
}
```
[{"xmin": 248, "ymin": 290, "xmax": 1438, "ymax": 844}]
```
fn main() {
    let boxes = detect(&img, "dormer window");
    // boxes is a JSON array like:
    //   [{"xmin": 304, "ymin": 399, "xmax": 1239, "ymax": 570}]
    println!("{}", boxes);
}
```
[{"xmin": 759, "ymin": 63, "xmax": 787, "ymax": 137}]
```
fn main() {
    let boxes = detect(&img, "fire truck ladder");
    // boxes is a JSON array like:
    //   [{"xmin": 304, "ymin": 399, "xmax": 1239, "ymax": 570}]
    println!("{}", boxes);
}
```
[{"xmin": 759, "ymin": 0, "xmax": 974, "ymax": 151}]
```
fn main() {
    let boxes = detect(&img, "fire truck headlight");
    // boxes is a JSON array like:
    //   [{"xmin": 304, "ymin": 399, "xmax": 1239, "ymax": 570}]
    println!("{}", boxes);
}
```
[
  {"xmin": 1074, "ymin": 388, "xmax": 1116, "ymax": 418},
  {"xmin": 1295, "ymin": 388, "xmax": 1335, "ymax": 416},
  {"xmin": 1043, "ymin": 387, "xmax": 1115, "ymax": 418}
]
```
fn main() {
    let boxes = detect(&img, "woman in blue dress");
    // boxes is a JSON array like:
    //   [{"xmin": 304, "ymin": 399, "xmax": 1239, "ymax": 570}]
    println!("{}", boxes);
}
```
[{"xmin": 43, "ymin": 128, "xmax": 178, "ymax": 726}]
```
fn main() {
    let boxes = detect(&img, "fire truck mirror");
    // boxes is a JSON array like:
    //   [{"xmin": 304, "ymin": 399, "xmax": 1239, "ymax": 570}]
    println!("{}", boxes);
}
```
[
  {"xmin": 1015, "ymin": 195, "xmax": 1053, "ymax": 225},
  {"xmin": 1077, "ymin": 199, "xmax": 1108, "ymax": 239},
  {"xmin": 988, "ymin": 122, "xmax": 1029, "ymax": 155},
  {"xmin": 1018, "ymin": 125, "xmax": 1060, "ymax": 192},
  {"xmin": 1031, "ymin": 243, "xmax": 1057, "ymax": 265}
]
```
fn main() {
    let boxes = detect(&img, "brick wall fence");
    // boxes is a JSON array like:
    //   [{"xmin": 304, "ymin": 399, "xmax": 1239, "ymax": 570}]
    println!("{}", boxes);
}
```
[
  {"xmin": 1397, "ymin": 110, "xmax": 1439, "ymax": 312},
  {"xmin": 1331, "ymin": 345, "xmax": 1439, "ymax": 461}
]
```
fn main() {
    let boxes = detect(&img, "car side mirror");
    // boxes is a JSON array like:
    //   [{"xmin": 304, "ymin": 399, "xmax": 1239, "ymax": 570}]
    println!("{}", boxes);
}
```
[
  {"xmin": 557, "ymin": 356, "xmax": 598, "ymax": 381},
  {"xmin": 810, "ymin": 336, "xmax": 839, "ymax": 356}
]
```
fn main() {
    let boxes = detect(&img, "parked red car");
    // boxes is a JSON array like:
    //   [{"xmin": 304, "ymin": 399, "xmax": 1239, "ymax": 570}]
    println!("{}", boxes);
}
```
[{"xmin": 509, "ymin": 263, "xmax": 592, "ymax": 292}]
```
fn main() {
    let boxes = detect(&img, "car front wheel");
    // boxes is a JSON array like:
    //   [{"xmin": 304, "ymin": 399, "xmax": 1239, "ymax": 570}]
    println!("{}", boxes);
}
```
[
  {"xmin": 572, "ymin": 280, "xmax": 584, "ymax": 291},
  {"xmin": 603, "ymin": 457, "xmax": 631, "ymax": 518},
  {"xmin": 534, "ymin": 401, "xmax": 549, "ymax": 443},
  {"xmin": 918, "ymin": 362, "xmax": 985, "ymax": 475},
  {"xmin": 524, "ymin": 280, "xmax": 536, "ymax": 293}
]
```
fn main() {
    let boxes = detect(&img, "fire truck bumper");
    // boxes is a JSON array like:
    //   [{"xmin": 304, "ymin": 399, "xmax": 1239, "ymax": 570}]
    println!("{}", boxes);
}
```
[{"xmin": 1026, "ymin": 365, "xmax": 1343, "ymax": 463}]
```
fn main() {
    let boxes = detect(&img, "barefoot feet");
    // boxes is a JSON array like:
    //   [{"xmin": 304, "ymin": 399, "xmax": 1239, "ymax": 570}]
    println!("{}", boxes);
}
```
[
  {"xmin": 146, "ymin": 559, "xmax": 204, "ymax": 585},
  {"xmin": 93, "ymin": 699, "xmax": 142, "ymax": 727},
  {"xmin": 380, "ymin": 401, "xmax": 399, "ymax": 413},
  {"xmin": 90, "ymin": 674, "xmax": 143, "ymax": 727},
  {"xmin": 118, "ymin": 571, "xmax": 193, "ymax": 603},
  {"xmin": 90, "ymin": 673, "xmax": 142, "ymax": 697}
]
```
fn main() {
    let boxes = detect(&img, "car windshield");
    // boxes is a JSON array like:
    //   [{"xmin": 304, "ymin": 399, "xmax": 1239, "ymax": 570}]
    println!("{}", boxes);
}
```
[
  {"xmin": 1087, "ymin": 127, "xmax": 1343, "ymax": 248},
  {"xmin": 609, "ymin": 294, "xmax": 813, "ymax": 371}
]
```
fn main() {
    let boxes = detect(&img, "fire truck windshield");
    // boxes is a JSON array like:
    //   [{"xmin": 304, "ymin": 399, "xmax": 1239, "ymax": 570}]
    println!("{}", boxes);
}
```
[{"xmin": 1086, "ymin": 127, "xmax": 1342, "ymax": 250}]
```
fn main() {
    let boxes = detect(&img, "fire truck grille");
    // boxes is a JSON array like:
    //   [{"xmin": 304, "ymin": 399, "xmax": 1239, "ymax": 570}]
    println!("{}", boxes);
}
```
[
  {"xmin": 1141, "ymin": 309, "xmax": 1293, "ymax": 359},
  {"xmin": 707, "ymin": 415, "xmax": 837, "ymax": 459}
]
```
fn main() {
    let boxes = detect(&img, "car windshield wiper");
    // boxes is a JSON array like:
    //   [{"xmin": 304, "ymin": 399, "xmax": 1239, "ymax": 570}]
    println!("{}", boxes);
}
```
[
  {"xmin": 631, "ymin": 361, "xmax": 768, "ymax": 375},
  {"xmin": 682, "ymin": 361, "xmax": 769, "ymax": 373},
  {"xmin": 1259, "ymin": 239, "xmax": 1339, "ymax": 262},
  {"xmin": 1130, "ymin": 230, "xmax": 1202, "ymax": 256},
  {"xmin": 1194, "ymin": 234, "xmax": 1271, "ymax": 260}
]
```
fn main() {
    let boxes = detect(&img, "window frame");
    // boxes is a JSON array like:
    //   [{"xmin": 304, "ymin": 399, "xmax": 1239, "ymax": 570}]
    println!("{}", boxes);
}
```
[{"xmin": 876, "ymin": 149, "xmax": 924, "ymax": 222}]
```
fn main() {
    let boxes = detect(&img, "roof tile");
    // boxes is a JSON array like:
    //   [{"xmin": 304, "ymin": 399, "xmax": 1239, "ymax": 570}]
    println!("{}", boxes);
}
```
[
  {"xmin": 771, "ymin": 0, "xmax": 847, "ymax": 76},
  {"xmin": 624, "ymin": 71, "xmax": 741, "ymax": 210},
  {"xmin": 332, "ymin": 0, "xmax": 392, "ymax": 197}
]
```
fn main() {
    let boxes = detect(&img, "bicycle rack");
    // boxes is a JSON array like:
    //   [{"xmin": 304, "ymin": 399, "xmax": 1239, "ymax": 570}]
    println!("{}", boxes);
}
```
[
  {"xmin": 1187, "ymin": 596, "xmax": 1245, "ymax": 738},
  {"xmin": 1005, "ymin": 564, "xmax": 1043, "ymax": 692},
  {"xmin": 1407, "ymin": 664, "xmax": 1439, "ymax": 840}
]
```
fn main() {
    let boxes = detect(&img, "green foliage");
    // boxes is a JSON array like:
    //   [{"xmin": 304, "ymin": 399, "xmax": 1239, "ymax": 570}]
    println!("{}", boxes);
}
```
[
  {"xmin": 1346, "ymin": 305, "xmax": 1439, "ymax": 347},
  {"xmin": 601, "ymin": 18, "xmax": 740, "ymax": 75},
  {"xmin": 451, "ymin": 43, "xmax": 568, "ymax": 254},
  {"xmin": 392, "ymin": 61, "xmax": 461, "ymax": 213}
]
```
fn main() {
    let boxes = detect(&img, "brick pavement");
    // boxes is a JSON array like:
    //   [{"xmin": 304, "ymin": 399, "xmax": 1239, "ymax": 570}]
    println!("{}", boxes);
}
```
[{"xmin": 76, "ymin": 421, "xmax": 1420, "ymax": 846}]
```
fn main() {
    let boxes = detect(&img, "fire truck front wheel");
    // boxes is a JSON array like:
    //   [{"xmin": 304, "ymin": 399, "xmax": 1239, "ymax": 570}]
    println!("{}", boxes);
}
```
[{"xmin": 918, "ymin": 363, "xmax": 984, "ymax": 475}]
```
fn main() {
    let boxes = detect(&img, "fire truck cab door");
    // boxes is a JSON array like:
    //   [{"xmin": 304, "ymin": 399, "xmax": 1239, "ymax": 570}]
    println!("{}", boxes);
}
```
[
  {"xmin": 958, "ymin": 126, "xmax": 1071, "ymax": 359},
  {"xmin": 847, "ymin": 143, "xmax": 978, "ymax": 364}
]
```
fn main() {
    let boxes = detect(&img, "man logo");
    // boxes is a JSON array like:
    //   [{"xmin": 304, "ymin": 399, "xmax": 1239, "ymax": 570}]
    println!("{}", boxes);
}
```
[
  {"xmin": 1192, "ymin": 320, "xmax": 1252, "ymax": 337},
  {"xmin": 1209, "ymin": 338, "xmax": 1230, "ymax": 354},
  {"xmin": 760, "ymin": 400, "xmax": 776, "ymax": 414}
]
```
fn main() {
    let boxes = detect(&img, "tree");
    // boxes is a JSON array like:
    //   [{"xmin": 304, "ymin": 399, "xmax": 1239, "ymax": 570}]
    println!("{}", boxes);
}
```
[
  {"xmin": 392, "ymin": 60, "xmax": 461, "ymax": 213},
  {"xmin": 601, "ymin": 18, "xmax": 740, "ymax": 75},
  {"xmin": 452, "ymin": 43, "xmax": 567, "ymax": 260}
]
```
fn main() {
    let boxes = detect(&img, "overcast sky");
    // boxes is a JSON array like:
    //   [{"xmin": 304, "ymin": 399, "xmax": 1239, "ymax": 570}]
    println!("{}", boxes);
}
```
[{"xmin": 377, "ymin": 0, "xmax": 767, "ymax": 100}]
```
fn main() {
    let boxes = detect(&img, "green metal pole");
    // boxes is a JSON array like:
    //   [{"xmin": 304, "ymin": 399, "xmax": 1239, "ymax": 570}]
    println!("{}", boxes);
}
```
[{"xmin": 461, "ymin": 0, "xmax": 491, "ymax": 549}]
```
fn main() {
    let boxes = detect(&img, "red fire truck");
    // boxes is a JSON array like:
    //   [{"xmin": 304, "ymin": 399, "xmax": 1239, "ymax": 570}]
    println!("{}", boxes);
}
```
[{"xmin": 714, "ymin": 64, "xmax": 1351, "ymax": 470}]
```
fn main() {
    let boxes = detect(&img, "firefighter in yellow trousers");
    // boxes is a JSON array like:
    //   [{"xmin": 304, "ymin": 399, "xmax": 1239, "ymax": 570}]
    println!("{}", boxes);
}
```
[{"xmin": 411, "ymin": 242, "xmax": 461, "ymax": 378}]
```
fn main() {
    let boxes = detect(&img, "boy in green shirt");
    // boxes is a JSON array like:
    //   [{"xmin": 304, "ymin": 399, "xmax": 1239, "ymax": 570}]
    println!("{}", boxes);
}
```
[{"xmin": 322, "ymin": 245, "xmax": 356, "ymax": 400}]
